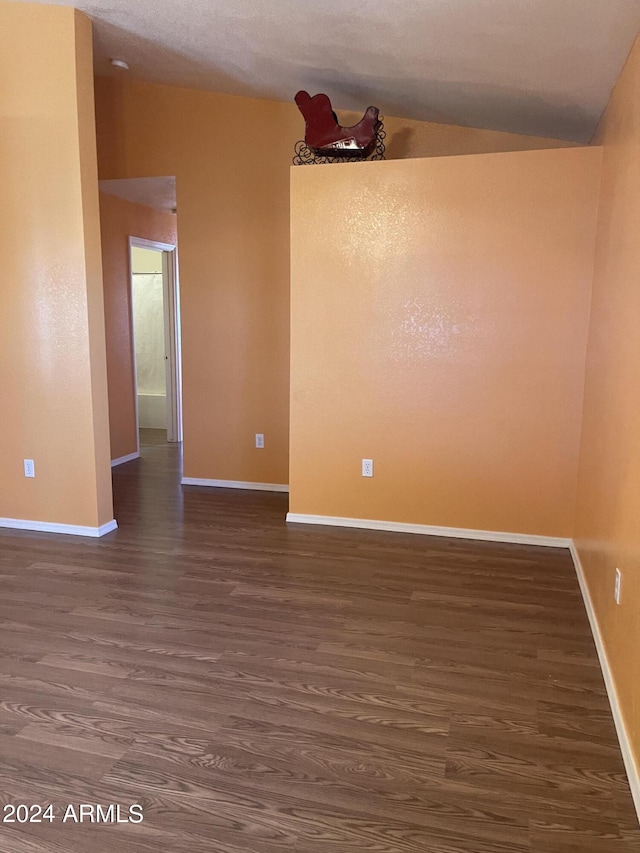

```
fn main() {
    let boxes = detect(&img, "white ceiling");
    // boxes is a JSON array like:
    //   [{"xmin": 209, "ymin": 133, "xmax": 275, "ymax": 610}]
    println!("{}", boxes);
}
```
[
  {"xmin": 19, "ymin": 0, "xmax": 640, "ymax": 141},
  {"xmin": 99, "ymin": 177, "xmax": 176, "ymax": 212}
]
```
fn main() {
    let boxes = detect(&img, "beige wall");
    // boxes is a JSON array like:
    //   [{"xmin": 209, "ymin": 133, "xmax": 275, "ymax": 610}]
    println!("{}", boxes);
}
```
[
  {"xmin": 576, "ymin": 34, "xmax": 640, "ymax": 769},
  {"xmin": 132, "ymin": 246, "xmax": 164, "ymax": 274},
  {"xmin": 0, "ymin": 2, "xmax": 112, "ymax": 530},
  {"xmin": 290, "ymin": 148, "xmax": 601, "ymax": 536},
  {"xmin": 94, "ymin": 77, "xmax": 571, "ymax": 486},
  {"xmin": 99, "ymin": 192, "xmax": 177, "ymax": 460}
]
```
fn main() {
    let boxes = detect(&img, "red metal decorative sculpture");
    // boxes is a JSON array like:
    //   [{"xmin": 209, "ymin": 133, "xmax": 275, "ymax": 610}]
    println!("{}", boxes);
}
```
[{"xmin": 294, "ymin": 91, "xmax": 382, "ymax": 160}]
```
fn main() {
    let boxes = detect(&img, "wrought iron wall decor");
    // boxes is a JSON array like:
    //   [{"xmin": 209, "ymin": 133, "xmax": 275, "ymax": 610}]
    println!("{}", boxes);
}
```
[{"xmin": 293, "ymin": 90, "xmax": 386, "ymax": 165}]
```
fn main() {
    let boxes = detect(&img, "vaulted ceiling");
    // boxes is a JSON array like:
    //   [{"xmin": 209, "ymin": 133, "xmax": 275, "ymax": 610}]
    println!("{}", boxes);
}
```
[{"xmin": 18, "ymin": 0, "xmax": 640, "ymax": 141}]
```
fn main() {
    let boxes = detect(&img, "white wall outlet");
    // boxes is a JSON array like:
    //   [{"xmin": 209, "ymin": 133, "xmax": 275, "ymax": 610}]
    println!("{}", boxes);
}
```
[
  {"xmin": 362, "ymin": 458, "xmax": 374, "ymax": 477},
  {"xmin": 255, "ymin": 433, "xmax": 264, "ymax": 449},
  {"xmin": 24, "ymin": 459, "xmax": 35, "ymax": 478},
  {"xmin": 614, "ymin": 567, "xmax": 622, "ymax": 605}
]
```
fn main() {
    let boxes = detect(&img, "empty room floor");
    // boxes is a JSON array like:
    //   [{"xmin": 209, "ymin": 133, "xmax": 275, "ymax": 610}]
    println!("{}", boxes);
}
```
[{"xmin": 0, "ymin": 440, "xmax": 638, "ymax": 852}]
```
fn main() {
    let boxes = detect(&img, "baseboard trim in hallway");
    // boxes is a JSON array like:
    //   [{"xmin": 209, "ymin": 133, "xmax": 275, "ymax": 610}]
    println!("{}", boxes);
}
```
[
  {"xmin": 111, "ymin": 451, "xmax": 140, "ymax": 467},
  {"xmin": 182, "ymin": 477, "xmax": 289, "ymax": 492},
  {"xmin": 0, "ymin": 517, "xmax": 118, "ymax": 537},
  {"xmin": 286, "ymin": 513, "xmax": 571, "ymax": 548},
  {"xmin": 570, "ymin": 541, "xmax": 640, "ymax": 821}
]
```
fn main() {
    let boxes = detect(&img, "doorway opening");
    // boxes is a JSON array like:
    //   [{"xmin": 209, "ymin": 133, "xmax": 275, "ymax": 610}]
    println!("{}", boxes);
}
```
[{"xmin": 129, "ymin": 237, "xmax": 182, "ymax": 453}]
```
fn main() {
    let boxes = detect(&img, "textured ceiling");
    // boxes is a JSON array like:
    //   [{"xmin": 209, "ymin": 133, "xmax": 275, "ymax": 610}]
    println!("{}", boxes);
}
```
[
  {"xmin": 19, "ymin": 0, "xmax": 640, "ymax": 141},
  {"xmin": 99, "ymin": 177, "xmax": 177, "ymax": 212}
]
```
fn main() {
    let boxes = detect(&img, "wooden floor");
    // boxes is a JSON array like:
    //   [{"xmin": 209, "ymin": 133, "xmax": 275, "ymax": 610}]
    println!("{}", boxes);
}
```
[{"xmin": 0, "ymin": 430, "xmax": 637, "ymax": 852}]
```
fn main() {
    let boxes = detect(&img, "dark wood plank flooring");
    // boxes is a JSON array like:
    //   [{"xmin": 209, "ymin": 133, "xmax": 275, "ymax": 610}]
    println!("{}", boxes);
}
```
[{"xmin": 0, "ymin": 434, "xmax": 637, "ymax": 851}]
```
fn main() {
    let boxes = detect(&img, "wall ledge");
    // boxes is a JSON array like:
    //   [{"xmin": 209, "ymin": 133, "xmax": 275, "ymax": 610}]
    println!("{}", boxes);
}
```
[
  {"xmin": 182, "ymin": 477, "xmax": 289, "ymax": 493},
  {"xmin": 569, "ymin": 541, "xmax": 640, "ymax": 821},
  {"xmin": 286, "ymin": 513, "xmax": 570, "ymax": 547},
  {"xmin": 0, "ymin": 518, "xmax": 118, "ymax": 538},
  {"xmin": 111, "ymin": 451, "xmax": 140, "ymax": 467}
]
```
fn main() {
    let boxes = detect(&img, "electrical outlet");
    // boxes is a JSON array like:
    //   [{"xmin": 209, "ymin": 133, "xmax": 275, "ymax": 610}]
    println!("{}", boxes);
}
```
[
  {"xmin": 362, "ymin": 458, "xmax": 373, "ymax": 477},
  {"xmin": 614, "ymin": 568, "xmax": 622, "ymax": 605},
  {"xmin": 255, "ymin": 433, "xmax": 264, "ymax": 449},
  {"xmin": 24, "ymin": 459, "xmax": 35, "ymax": 478}
]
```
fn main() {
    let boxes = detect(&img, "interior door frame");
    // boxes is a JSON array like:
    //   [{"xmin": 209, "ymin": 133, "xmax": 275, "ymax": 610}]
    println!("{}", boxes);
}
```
[{"xmin": 128, "ymin": 236, "xmax": 183, "ymax": 446}]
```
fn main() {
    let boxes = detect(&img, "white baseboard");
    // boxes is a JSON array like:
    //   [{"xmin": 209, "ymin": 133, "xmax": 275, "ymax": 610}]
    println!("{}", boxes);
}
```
[
  {"xmin": 285, "ymin": 513, "xmax": 570, "ymax": 548},
  {"xmin": 0, "ymin": 517, "xmax": 118, "ymax": 538},
  {"xmin": 111, "ymin": 451, "xmax": 140, "ymax": 467},
  {"xmin": 182, "ymin": 477, "xmax": 289, "ymax": 493},
  {"xmin": 569, "ymin": 541, "xmax": 640, "ymax": 820}
]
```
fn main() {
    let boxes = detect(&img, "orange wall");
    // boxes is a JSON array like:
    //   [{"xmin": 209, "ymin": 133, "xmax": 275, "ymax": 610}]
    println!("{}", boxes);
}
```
[
  {"xmin": 99, "ymin": 192, "xmax": 177, "ymax": 460},
  {"xmin": 0, "ymin": 2, "xmax": 113, "ymax": 529},
  {"xmin": 94, "ymin": 77, "xmax": 571, "ymax": 486},
  {"xmin": 379, "ymin": 113, "xmax": 575, "ymax": 159},
  {"xmin": 290, "ymin": 148, "xmax": 601, "ymax": 536},
  {"xmin": 576, "ymin": 34, "xmax": 640, "ymax": 769},
  {"xmin": 75, "ymin": 11, "xmax": 113, "ymax": 526}
]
